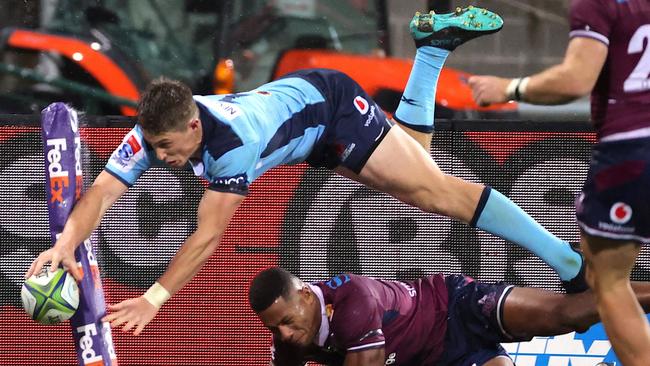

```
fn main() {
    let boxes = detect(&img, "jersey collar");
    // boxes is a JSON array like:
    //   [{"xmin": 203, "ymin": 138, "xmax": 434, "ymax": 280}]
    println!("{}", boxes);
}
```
[
  {"xmin": 308, "ymin": 283, "xmax": 329, "ymax": 347},
  {"xmin": 189, "ymin": 160, "xmax": 204, "ymax": 176},
  {"xmin": 185, "ymin": 99, "xmax": 216, "ymax": 177}
]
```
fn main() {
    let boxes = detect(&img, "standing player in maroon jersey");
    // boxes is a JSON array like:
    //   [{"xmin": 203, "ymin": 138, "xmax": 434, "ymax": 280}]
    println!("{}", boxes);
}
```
[
  {"xmin": 469, "ymin": 1, "xmax": 650, "ymax": 364},
  {"xmin": 249, "ymin": 267, "xmax": 650, "ymax": 366}
]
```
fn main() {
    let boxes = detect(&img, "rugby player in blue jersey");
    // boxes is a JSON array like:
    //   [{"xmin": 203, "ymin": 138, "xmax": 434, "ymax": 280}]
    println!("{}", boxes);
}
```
[
  {"xmin": 250, "ymin": 266, "xmax": 650, "ymax": 366},
  {"xmin": 28, "ymin": 6, "xmax": 586, "ymax": 335},
  {"xmin": 469, "ymin": 1, "xmax": 650, "ymax": 363}
]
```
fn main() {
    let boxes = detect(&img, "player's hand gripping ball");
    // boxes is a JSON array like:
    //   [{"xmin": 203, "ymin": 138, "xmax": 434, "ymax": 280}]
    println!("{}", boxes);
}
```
[{"xmin": 21, "ymin": 267, "xmax": 79, "ymax": 324}]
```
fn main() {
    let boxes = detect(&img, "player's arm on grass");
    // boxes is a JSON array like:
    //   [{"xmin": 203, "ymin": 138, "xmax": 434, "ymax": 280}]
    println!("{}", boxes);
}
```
[
  {"xmin": 343, "ymin": 348, "xmax": 385, "ymax": 366},
  {"xmin": 102, "ymin": 188, "xmax": 245, "ymax": 335},
  {"xmin": 27, "ymin": 171, "xmax": 128, "ymax": 281}
]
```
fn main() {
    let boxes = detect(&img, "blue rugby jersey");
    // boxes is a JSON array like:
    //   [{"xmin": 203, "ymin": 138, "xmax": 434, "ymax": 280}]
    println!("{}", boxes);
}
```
[{"xmin": 105, "ymin": 76, "xmax": 328, "ymax": 195}]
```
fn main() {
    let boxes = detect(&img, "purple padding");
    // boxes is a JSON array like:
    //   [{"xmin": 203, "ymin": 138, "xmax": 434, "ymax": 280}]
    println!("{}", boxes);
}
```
[{"xmin": 41, "ymin": 103, "xmax": 118, "ymax": 366}]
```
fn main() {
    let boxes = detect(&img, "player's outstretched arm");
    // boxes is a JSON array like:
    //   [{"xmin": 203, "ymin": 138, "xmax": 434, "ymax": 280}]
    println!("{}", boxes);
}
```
[
  {"xmin": 26, "ymin": 170, "xmax": 128, "ymax": 281},
  {"xmin": 102, "ymin": 189, "xmax": 245, "ymax": 335},
  {"xmin": 468, "ymin": 37, "xmax": 607, "ymax": 106},
  {"xmin": 343, "ymin": 348, "xmax": 385, "ymax": 366}
]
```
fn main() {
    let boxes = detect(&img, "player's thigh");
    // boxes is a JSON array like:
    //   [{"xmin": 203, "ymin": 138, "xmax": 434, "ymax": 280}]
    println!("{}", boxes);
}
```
[
  {"xmin": 336, "ymin": 125, "xmax": 484, "ymax": 219},
  {"xmin": 393, "ymin": 120, "xmax": 433, "ymax": 152},
  {"xmin": 338, "ymin": 125, "xmax": 447, "ymax": 204},
  {"xmin": 575, "ymin": 137, "xmax": 650, "ymax": 283}
]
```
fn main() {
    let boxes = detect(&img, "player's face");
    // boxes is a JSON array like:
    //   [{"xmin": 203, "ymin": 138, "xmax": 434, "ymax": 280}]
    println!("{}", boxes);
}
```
[
  {"xmin": 257, "ymin": 288, "xmax": 321, "ymax": 347},
  {"xmin": 144, "ymin": 118, "xmax": 202, "ymax": 168}
]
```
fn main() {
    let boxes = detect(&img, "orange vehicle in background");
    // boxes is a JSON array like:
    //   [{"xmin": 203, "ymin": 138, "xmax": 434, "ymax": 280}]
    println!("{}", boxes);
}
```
[{"xmin": 0, "ymin": 0, "xmax": 515, "ymax": 117}]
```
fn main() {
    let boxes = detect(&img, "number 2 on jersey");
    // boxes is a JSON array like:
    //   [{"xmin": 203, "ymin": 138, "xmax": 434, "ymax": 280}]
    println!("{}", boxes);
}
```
[{"xmin": 624, "ymin": 24, "xmax": 650, "ymax": 93}]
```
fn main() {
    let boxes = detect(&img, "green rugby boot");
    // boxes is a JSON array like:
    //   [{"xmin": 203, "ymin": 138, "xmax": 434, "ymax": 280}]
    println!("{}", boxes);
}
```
[{"xmin": 410, "ymin": 6, "xmax": 504, "ymax": 51}]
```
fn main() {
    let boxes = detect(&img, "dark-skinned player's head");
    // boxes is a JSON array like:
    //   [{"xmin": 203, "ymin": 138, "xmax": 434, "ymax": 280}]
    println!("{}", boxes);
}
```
[
  {"xmin": 249, "ymin": 267, "xmax": 322, "ymax": 347},
  {"xmin": 136, "ymin": 77, "xmax": 202, "ymax": 168}
]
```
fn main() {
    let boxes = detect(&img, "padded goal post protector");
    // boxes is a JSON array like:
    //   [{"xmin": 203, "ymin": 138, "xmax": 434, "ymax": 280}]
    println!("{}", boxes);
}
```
[{"xmin": 41, "ymin": 103, "xmax": 118, "ymax": 366}]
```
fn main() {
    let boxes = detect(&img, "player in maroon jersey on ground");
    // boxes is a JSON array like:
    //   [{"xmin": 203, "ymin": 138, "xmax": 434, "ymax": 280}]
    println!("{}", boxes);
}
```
[
  {"xmin": 249, "ymin": 267, "xmax": 650, "ymax": 366},
  {"xmin": 469, "ymin": 1, "xmax": 650, "ymax": 364}
]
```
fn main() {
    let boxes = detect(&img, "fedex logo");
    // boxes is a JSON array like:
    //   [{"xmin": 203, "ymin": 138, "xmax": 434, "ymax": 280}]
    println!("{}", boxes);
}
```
[
  {"xmin": 524, "ymin": 317, "xmax": 650, "ymax": 363},
  {"xmin": 502, "ymin": 324, "xmax": 622, "ymax": 366},
  {"xmin": 46, "ymin": 138, "xmax": 70, "ymax": 205},
  {"xmin": 76, "ymin": 323, "xmax": 104, "ymax": 366},
  {"xmin": 74, "ymin": 136, "xmax": 83, "ymax": 199},
  {"xmin": 102, "ymin": 321, "xmax": 118, "ymax": 365},
  {"xmin": 81, "ymin": 238, "xmax": 101, "ymax": 289},
  {"xmin": 54, "ymin": 233, "xmax": 101, "ymax": 290}
]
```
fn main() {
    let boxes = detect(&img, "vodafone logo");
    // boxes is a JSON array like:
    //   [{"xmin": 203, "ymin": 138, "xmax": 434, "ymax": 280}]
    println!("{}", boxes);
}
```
[
  {"xmin": 610, "ymin": 202, "xmax": 632, "ymax": 224},
  {"xmin": 353, "ymin": 96, "xmax": 369, "ymax": 115}
]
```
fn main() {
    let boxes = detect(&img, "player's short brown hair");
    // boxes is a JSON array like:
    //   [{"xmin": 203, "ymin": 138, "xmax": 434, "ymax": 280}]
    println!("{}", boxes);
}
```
[{"xmin": 137, "ymin": 77, "xmax": 198, "ymax": 135}]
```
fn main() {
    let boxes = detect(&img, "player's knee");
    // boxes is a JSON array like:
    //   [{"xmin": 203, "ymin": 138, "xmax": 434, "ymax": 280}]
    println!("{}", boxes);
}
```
[
  {"xmin": 585, "ymin": 263, "xmax": 632, "ymax": 293},
  {"xmin": 585, "ymin": 265, "xmax": 596, "ymax": 290}
]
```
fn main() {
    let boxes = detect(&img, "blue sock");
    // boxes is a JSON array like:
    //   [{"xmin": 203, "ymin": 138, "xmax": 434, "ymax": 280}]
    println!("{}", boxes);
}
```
[
  {"xmin": 394, "ymin": 46, "xmax": 449, "ymax": 133},
  {"xmin": 471, "ymin": 187, "xmax": 583, "ymax": 281}
]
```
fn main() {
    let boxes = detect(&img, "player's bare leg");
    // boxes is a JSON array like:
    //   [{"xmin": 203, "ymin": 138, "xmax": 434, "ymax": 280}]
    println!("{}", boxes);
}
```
[
  {"xmin": 381, "ymin": 6, "xmax": 586, "ymax": 292},
  {"xmin": 581, "ymin": 234, "xmax": 650, "ymax": 366},
  {"xmin": 336, "ymin": 126, "xmax": 482, "ymax": 222},
  {"xmin": 501, "ymin": 280, "xmax": 650, "ymax": 341},
  {"xmin": 396, "ymin": 123, "xmax": 432, "ymax": 152}
]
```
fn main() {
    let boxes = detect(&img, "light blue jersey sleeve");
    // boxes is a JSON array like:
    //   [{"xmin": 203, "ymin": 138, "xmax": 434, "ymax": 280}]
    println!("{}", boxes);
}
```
[
  {"xmin": 104, "ymin": 125, "xmax": 152, "ymax": 186},
  {"xmin": 203, "ymin": 144, "xmax": 258, "ymax": 196}
]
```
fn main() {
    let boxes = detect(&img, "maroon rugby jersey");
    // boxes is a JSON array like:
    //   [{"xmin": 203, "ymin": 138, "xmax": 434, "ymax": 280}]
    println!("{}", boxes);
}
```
[
  {"xmin": 271, "ymin": 274, "xmax": 449, "ymax": 366},
  {"xmin": 570, "ymin": 0, "xmax": 650, "ymax": 138}
]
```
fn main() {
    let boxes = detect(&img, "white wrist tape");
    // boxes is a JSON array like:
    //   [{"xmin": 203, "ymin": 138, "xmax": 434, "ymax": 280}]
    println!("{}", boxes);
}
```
[
  {"xmin": 506, "ymin": 78, "xmax": 520, "ymax": 101},
  {"xmin": 517, "ymin": 77, "xmax": 531, "ymax": 100},
  {"xmin": 143, "ymin": 282, "xmax": 171, "ymax": 309}
]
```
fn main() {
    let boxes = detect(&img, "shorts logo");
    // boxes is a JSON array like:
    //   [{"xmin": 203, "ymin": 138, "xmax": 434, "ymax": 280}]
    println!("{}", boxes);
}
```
[
  {"xmin": 364, "ymin": 106, "xmax": 376, "ymax": 127},
  {"xmin": 340, "ymin": 143, "xmax": 356, "ymax": 162},
  {"xmin": 610, "ymin": 202, "xmax": 632, "ymax": 224},
  {"xmin": 353, "ymin": 96, "xmax": 369, "ymax": 115}
]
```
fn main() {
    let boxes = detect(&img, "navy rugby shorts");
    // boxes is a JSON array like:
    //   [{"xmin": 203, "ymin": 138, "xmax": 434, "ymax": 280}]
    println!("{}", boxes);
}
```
[
  {"xmin": 440, "ymin": 274, "xmax": 516, "ymax": 366},
  {"xmin": 576, "ymin": 136, "xmax": 650, "ymax": 243},
  {"xmin": 282, "ymin": 68, "xmax": 393, "ymax": 173}
]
